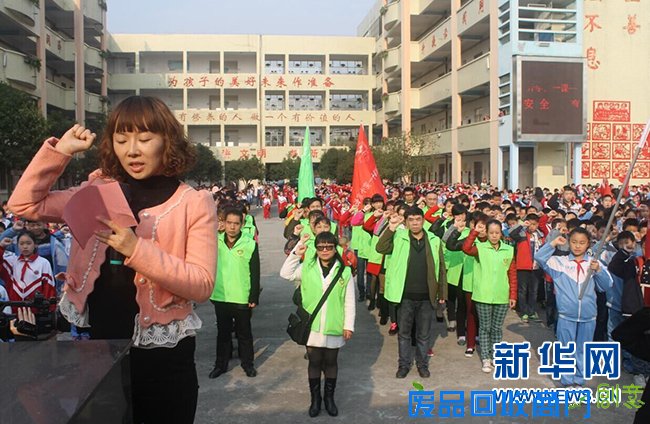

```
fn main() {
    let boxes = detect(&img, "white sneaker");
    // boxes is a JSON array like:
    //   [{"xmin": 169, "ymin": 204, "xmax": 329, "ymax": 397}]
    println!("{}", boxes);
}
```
[
  {"xmin": 482, "ymin": 359, "xmax": 492, "ymax": 373},
  {"xmin": 633, "ymin": 374, "xmax": 647, "ymax": 388}
]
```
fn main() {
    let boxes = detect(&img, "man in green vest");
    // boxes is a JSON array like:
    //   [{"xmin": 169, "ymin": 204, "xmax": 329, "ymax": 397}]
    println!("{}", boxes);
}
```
[
  {"xmin": 209, "ymin": 207, "xmax": 260, "ymax": 379},
  {"xmin": 376, "ymin": 207, "xmax": 447, "ymax": 380}
]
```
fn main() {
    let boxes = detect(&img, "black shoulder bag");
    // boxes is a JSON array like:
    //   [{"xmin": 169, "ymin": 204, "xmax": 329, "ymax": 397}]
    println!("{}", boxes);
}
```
[{"xmin": 287, "ymin": 265, "xmax": 346, "ymax": 346}]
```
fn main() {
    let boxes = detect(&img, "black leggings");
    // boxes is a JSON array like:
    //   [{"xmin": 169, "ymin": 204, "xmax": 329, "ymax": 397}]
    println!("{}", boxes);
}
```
[
  {"xmin": 307, "ymin": 346, "xmax": 339, "ymax": 379},
  {"xmin": 130, "ymin": 337, "xmax": 198, "ymax": 424}
]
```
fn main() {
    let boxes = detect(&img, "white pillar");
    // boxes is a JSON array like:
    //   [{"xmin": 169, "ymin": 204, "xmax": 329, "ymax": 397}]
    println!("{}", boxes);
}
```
[
  {"xmin": 497, "ymin": 147, "xmax": 504, "ymax": 189},
  {"xmin": 573, "ymin": 143, "xmax": 582, "ymax": 185},
  {"xmin": 509, "ymin": 143, "xmax": 519, "ymax": 190}
]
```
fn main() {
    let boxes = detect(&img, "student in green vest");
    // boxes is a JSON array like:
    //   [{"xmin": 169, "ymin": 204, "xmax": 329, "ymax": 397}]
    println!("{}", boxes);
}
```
[
  {"xmin": 209, "ymin": 207, "xmax": 260, "ymax": 379},
  {"xmin": 280, "ymin": 231, "xmax": 356, "ymax": 417},
  {"xmin": 445, "ymin": 211, "xmax": 488, "ymax": 357},
  {"xmin": 284, "ymin": 210, "xmax": 325, "ymax": 254},
  {"xmin": 376, "ymin": 207, "xmax": 447, "ymax": 379},
  {"xmin": 428, "ymin": 204, "xmax": 470, "ymax": 340},
  {"xmin": 284, "ymin": 197, "xmax": 324, "ymax": 239},
  {"xmin": 350, "ymin": 197, "xmax": 374, "ymax": 302},
  {"xmin": 461, "ymin": 219, "xmax": 517, "ymax": 373},
  {"xmin": 241, "ymin": 202, "xmax": 258, "ymax": 240}
]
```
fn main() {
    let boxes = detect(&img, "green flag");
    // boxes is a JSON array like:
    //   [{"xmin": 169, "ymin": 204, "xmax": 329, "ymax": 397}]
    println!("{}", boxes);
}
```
[{"xmin": 298, "ymin": 126, "xmax": 315, "ymax": 202}]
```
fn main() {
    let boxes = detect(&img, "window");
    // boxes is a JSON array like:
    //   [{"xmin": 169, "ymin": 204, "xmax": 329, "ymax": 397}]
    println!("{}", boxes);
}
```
[
  {"xmin": 265, "ymin": 128, "xmax": 285, "ymax": 147},
  {"xmin": 168, "ymin": 60, "xmax": 182, "ymax": 71}
]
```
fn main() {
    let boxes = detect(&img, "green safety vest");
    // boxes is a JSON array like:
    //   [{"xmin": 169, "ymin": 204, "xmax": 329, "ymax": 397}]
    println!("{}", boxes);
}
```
[
  {"xmin": 354, "ymin": 212, "xmax": 373, "ymax": 259},
  {"xmin": 300, "ymin": 218, "xmax": 338, "ymax": 239},
  {"xmin": 384, "ymin": 229, "xmax": 442, "ymax": 304},
  {"xmin": 300, "ymin": 259, "xmax": 352, "ymax": 335},
  {"xmin": 367, "ymin": 232, "xmax": 384, "ymax": 265},
  {"xmin": 470, "ymin": 240, "xmax": 514, "ymax": 305},
  {"xmin": 445, "ymin": 227, "xmax": 471, "ymax": 286},
  {"xmin": 211, "ymin": 232, "xmax": 256, "ymax": 304},
  {"xmin": 242, "ymin": 214, "xmax": 256, "ymax": 239},
  {"xmin": 462, "ymin": 254, "xmax": 479, "ymax": 292}
]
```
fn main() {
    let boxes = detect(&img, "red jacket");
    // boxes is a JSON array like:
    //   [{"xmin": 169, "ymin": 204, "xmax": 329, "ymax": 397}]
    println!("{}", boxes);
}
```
[{"xmin": 510, "ymin": 227, "xmax": 545, "ymax": 271}]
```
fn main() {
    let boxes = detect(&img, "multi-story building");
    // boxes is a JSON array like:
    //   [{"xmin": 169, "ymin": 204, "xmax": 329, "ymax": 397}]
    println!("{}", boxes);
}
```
[
  {"xmin": 360, "ymin": 0, "xmax": 649, "ymax": 189},
  {"xmin": 107, "ymin": 35, "xmax": 375, "ymax": 167},
  {"xmin": 0, "ymin": 0, "xmax": 107, "ymax": 196},
  {"xmin": 3, "ymin": 0, "xmax": 648, "ymax": 188},
  {"xmin": 0, "ymin": 0, "xmax": 107, "ymax": 123}
]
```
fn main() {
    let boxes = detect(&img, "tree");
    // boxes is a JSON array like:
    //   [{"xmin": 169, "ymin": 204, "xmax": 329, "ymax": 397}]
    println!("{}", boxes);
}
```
[
  {"xmin": 185, "ymin": 144, "xmax": 223, "ymax": 184},
  {"xmin": 266, "ymin": 154, "xmax": 300, "ymax": 182},
  {"xmin": 224, "ymin": 157, "xmax": 265, "ymax": 185},
  {"xmin": 0, "ymin": 83, "xmax": 48, "ymax": 183},
  {"xmin": 373, "ymin": 132, "xmax": 437, "ymax": 183},
  {"xmin": 318, "ymin": 143, "xmax": 355, "ymax": 183},
  {"xmin": 61, "ymin": 147, "xmax": 100, "ymax": 186}
]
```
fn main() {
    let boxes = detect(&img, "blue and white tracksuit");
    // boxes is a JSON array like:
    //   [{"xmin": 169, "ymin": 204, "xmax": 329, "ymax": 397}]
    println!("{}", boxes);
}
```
[{"xmin": 535, "ymin": 243, "xmax": 613, "ymax": 385}]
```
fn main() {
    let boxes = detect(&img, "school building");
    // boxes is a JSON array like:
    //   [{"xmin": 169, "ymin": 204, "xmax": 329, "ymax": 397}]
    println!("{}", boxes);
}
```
[{"xmin": 1, "ymin": 0, "xmax": 648, "ymax": 189}]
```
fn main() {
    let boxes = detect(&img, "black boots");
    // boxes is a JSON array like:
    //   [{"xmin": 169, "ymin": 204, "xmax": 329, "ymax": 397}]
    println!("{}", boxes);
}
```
[
  {"xmin": 308, "ymin": 378, "xmax": 322, "ymax": 417},
  {"xmin": 323, "ymin": 378, "xmax": 338, "ymax": 416}
]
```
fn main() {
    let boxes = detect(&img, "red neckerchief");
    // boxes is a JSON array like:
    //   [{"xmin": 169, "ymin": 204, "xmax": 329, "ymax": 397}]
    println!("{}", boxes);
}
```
[
  {"xmin": 573, "ymin": 258, "xmax": 586, "ymax": 282},
  {"xmin": 18, "ymin": 253, "xmax": 39, "ymax": 281}
]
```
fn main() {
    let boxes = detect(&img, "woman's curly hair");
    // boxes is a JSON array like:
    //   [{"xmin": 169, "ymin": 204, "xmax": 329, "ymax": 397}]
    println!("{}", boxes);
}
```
[{"xmin": 99, "ymin": 96, "xmax": 196, "ymax": 180}]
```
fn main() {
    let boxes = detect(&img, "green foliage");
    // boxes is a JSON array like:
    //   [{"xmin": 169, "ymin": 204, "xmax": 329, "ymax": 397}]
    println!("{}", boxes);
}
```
[
  {"xmin": 318, "ymin": 144, "xmax": 354, "ymax": 183},
  {"xmin": 224, "ymin": 156, "xmax": 265, "ymax": 184},
  {"xmin": 61, "ymin": 147, "xmax": 100, "ymax": 185},
  {"xmin": 0, "ymin": 83, "xmax": 48, "ymax": 174},
  {"xmin": 373, "ymin": 132, "xmax": 437, "ymax": 183},
  {"xmin": 185, "ymin": 144, "xmax": 223, "ymax": 184},
  {"xmin": 266, "ymin": 154, "xmax": 300, "ymax": 182}
]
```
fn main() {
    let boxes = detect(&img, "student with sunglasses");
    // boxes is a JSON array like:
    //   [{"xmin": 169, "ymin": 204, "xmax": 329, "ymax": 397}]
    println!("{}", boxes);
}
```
[{"xmin": 280, "ymin": 231, "xmax": 356, "ymax": 418}]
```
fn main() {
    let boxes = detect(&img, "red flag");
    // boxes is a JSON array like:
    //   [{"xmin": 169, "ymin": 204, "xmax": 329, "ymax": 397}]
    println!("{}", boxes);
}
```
[{"xmin": 351, "ymin": 125, "xmax": 386, "ymax": 206}]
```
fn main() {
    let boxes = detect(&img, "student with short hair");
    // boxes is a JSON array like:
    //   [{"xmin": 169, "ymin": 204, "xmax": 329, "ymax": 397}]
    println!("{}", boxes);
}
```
[
  {"xmin": 376, "ymin": 207, "xmax": 447, "ymax": 379},
  {"xmin": 280, "ymin": 231, "xmax": 356, "ymax": 417},
  {"xmin": 209, "ymin": 207, "xmax": 260, "ymax": 379},
  {"xmin": 535, "ymin": 227, "xmax": 613, "ymax": 386}
]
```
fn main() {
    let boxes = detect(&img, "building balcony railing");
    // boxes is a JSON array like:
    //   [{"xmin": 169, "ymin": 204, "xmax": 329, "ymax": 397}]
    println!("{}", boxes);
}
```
[
  {"xmin": 383, "ymin": 0, "xmax": 400, "ymax": 31},
  {"xmin": 1, "ymin": 48, "xmax": 38, "ymax": 89},
  {"xmin": 458, "ymin": 52, "xmax": 490, "ymax": 93},
  {"xmin": 84, "ymin": 44, "xmax": 103, "ymax": 70},
  {"xmin": 384, "ymin": 92, "xmax": 400, "ymax": 115},
  {"xmin": 457, "ymin": 0, "xmax": 490, "ymax": 35},
  {"xmin": 50, "ymin": 0, "xmax": 74, "ymax": 12},
  {"xmin": 85, "ymin": 91, "xmax": 104, "ymax": 114},
  {"xmin": 432, "ymin": 128, "xmax": 452, "ymax": 155},
  {"xmin": 384, "ymin": 47, "xmax": 400, "ymax": 74},
  {"xmin": 46, "ymin": 80, "xmax": 74, "ymax": 111},
  {"xmin": 417, "ymin": 72, "xmax": 451, "ymax": 109},
  {"xmin": 174, "ymin": 108, "xmax": 260, "ymax": 126},
  {"xmin": 458, "ymin": 120, "xmax": 491, "ymax": 152},
  {"xmin": 83, "ymin": 0, "xmax": 104, "ymax": 26},
  {"xmin": 4, "ymin": 0, "xmax": 37, "ymax": 26},
  {"xmin": 417, "ymin": 17, "xmax": 451, "ymax": 61},
  {"xmin": 45, "ymin": 26, "xmax": 74, "ymax": 62}
]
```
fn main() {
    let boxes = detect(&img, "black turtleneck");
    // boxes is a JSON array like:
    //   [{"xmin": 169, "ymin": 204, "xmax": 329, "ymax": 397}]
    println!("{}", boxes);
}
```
[{"xmin": 87, "ymin": 175, "xmax": 180, "ymax": 340}]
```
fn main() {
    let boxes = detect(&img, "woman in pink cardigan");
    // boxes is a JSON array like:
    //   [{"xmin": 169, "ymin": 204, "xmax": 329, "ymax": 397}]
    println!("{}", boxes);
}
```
[{"xmin": 8, "ymin": 96, "xmax": 217, "ymax": 424}]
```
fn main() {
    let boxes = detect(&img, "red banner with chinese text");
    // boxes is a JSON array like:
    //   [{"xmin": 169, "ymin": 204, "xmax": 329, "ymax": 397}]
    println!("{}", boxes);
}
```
[{"xmin": 351, "ymin": 125, "xmax": 386, "ymax": 206}]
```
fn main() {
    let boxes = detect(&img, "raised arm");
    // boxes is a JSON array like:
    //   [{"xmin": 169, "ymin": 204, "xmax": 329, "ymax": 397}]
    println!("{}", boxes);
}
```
[{"xmin": 8, "ymin": 126, "xmax": 97, "ymax": 222}]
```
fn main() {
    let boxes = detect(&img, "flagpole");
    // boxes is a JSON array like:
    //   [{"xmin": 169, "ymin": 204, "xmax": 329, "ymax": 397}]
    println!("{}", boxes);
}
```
[{"xmin": 579, "ymin": 119, "xmax": 650, "ymax": 299}]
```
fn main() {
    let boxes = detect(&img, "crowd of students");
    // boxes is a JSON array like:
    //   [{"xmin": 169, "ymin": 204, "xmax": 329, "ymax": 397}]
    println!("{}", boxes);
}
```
[
  {"xmin": 3, "ymin": 130, "xmax": 650, "ymax": 420},
  {"xmin": 269, "ymin": 180, "xmax": 650, "ymax": 417}
]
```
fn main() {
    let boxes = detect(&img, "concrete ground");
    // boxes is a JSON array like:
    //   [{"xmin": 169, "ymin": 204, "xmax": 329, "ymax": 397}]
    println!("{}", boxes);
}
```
[{"xmin": 193, "ymin": 210, "xmax": 638, "ymax": 424}]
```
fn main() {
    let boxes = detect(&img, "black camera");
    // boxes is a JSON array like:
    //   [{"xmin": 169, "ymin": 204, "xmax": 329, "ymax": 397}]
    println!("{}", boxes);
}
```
[{"xmin": 0, "ymin": 292, "xmax": 58, "ymax": 340}]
